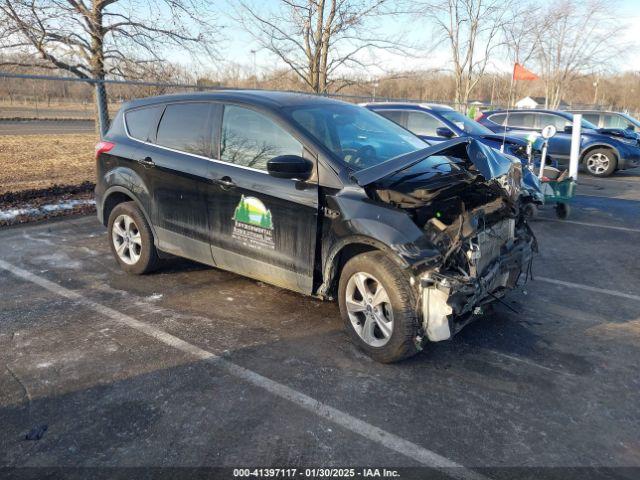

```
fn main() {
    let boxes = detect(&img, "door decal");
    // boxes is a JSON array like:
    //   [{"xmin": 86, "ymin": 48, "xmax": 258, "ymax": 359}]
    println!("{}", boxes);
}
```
[{"xmin": 232, "ymin": 195, "xmax": 275, "ymax": 250}]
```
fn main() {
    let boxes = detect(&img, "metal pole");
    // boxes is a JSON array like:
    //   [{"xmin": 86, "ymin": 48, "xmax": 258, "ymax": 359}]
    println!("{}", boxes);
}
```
[
  {"xmin": 538, "ymin": 141, "xmax": 548, "ymax": 180},
  {"xmin": 501, "ymin": 68, "xmax": 516, "ymax": 153},
  {"xmin": 569, "ymin": 114, "xmax": 582, "ymax": 180},
  {"xmin": 95, "ymin": 79, "xmax": 109, "ymax": 138}
]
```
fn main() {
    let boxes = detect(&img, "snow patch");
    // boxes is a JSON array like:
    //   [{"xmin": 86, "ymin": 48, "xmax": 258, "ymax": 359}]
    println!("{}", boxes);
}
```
[{"xmin": 0, "ymin": 199, "xmax": 95, "ymax": 221}]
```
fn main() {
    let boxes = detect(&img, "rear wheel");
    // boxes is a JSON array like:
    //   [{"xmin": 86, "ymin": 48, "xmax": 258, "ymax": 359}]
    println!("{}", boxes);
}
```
[
  {"xmin": 584, "ymin": 148, "xmax": 617, "ymax": 177},
  {"xmin": 108, "ymin": 201, "xmax": 159, "ymax": 274},
  {"xmin": 338, "ymin": 251, "xmax": 420, "ymax": 363}
]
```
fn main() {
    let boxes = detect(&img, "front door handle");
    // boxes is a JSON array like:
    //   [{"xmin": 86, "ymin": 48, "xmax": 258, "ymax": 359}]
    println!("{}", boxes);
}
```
[
  {"xmin": 214, "ymin": 176, "xmax": 236, "ymax": 190},
  {"xmin": 138, "ymin": 156, "xmax": 154, "ymax": 167}
]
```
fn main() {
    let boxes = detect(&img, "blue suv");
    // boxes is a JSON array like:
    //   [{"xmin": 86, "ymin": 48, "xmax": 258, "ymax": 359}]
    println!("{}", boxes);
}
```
[
  {"xmin": 478, "ymin": 109, "xmax": 640, "ymax": 177},
  {"xmin": 362, "ymin": 102, "xmax": 535, "ymax": 163}
]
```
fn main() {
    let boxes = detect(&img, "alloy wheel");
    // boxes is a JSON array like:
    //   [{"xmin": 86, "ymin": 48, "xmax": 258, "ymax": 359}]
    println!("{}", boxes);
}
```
[
  {"xmin": 345, "ymin": 272, "xmax": 394, "ymax": 347},
  {"xmin": 112, "ymin": 214, "xmax": 142, "ymax": 265},
  {"xmin": 586, "ymin": 152, "xmax": 610, "ymax": 175}
]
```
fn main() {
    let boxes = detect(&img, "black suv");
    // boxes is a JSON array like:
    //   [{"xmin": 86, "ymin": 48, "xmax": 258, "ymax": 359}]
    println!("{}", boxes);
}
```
[{"xmin": 96, "ymin": 91, "xmax": 535, "ymax": 363}]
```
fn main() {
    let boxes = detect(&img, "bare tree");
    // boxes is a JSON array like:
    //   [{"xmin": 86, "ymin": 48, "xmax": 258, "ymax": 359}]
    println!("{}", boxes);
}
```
[
  {"xmin": 235, "ymin": 0, "xmax": 402, "ymax": 93},
  {"xmin": 421, "ymin": 0, "xmax": 515, "ymax": 110},
  {"xmin": 531, "ymin": 0, "xmax": 620, "ymax": 109},
  {"xmin": 0, "ymin": 0, "xmax": 220, "ymax": 132}
]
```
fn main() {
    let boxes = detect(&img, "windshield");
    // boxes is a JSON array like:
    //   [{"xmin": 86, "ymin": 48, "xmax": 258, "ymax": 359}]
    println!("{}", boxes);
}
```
[
  {"xmin": 287, "ymin": 103, "xmax": 427, "ymax": 171},
  {"xmin": 439, "ymin": 110, "xmax": 493, "ymax": 135}
]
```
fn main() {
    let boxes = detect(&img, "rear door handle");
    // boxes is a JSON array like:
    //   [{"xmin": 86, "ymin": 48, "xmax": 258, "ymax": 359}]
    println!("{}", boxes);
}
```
[
  {"xmin": 138, "ymin": 156, "xmax": 154, "ymax": 167},
  {"xmin": 213, "ymin": 176, "xmax": 236, "ymax": 190}
]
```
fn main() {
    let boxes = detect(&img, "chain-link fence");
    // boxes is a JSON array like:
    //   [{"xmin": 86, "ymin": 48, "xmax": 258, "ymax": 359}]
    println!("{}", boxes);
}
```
[{"xmin": 0, "ymin": 71, "xmax": 636, "ymax": 206}]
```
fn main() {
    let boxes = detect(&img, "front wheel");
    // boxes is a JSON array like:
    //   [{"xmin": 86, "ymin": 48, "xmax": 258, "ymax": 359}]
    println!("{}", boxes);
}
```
[
  {"xmin": 338, "ymin": 251, "xmax": 420, "ymax": 363},
  {"xmin": 584, "ymin": 148, "xmax": 617, "ymax": 177}
]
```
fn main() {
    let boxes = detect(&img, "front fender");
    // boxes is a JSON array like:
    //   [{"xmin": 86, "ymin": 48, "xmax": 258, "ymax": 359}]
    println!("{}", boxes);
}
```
[{"xmin": 317, "ymin": 189, "xmax": 441, "ymax": 296}]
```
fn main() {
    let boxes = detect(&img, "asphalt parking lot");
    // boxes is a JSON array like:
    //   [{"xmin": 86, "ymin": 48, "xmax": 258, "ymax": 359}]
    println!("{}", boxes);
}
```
[{"xmin": 1, "ymin": 170, "xmax": 639, "ymax": 479}]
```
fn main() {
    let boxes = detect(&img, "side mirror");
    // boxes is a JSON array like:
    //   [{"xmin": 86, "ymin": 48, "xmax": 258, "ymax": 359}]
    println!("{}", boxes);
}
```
[
  {"xmin": 436, "ymin": 127, "xmax": 455, "ymax": 138},
  {"xmin": 267, "ymin": 155, "xmax": 313, "ymax": 181},
  {"xmin": 627, "ymin": 124, "xmax": 635, "ymax": 131},
  {"xmin": 563, "ymin": 125, "xmax": 573, "ymax": 134}
]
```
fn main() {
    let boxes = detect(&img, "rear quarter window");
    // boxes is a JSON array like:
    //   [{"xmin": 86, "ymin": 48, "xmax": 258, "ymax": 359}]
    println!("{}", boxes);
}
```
[
  {"xmin": 156, "ymin": 102, "xmax": 212, "ymax": 156},
  {"xmin": 125, "ymin": 105, "xmax": 163, "ymax": 141}
]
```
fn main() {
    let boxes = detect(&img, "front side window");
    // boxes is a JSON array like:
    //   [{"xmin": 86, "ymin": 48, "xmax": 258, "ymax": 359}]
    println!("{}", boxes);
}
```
[
  {"xmin": 288, "ymin": 103, "xmax": 426, "ymax": 171},
  {"xmin": 536, "ymin": 113, "xmax": 570, "ymax": 130},
  {"xmin": 220, "ymin": 105, "xmax": 303, "ymax": 171},
  {"xmin": 603, "ymin": 114, "xmax": 629, "ymax": 129},
  {"xmin": 376, "ymin": 110, "xmax": 405, "ymax": 127},
  {"xmin": 156, "ymin": 103, "xmax": 211, "ymax": 156},
  {"xmin": 405, "ymin": 111, "xmax": 447, "ymax": 136}
]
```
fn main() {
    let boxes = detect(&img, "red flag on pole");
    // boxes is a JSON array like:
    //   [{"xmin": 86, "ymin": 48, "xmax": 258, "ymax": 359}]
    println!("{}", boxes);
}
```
[{"xmin": 513, "ymin": 63, "xmax": 538, "ymax": 81}]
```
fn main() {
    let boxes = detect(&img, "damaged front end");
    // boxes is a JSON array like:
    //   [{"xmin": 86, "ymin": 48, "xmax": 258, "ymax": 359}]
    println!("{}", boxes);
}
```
[{"xmin": 352, "ymin": 138, "xmax": 537, "ymax": 343}]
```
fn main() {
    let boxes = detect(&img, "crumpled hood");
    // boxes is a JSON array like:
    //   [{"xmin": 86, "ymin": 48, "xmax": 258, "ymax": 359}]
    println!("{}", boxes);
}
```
[
  {"xmin": 351, "ymin": 138, "xmax": 514, "ymax": 187},
  {"xmin": 596, "ymin": 128, "xmax": 640, "ymax": 143},
  {"xmin": 479, "ymin": 133, "xmax": 528, "ymax": 147}
]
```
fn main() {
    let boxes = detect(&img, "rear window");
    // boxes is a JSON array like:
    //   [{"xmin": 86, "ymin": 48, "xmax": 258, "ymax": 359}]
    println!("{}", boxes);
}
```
[
  {"xmin": 156, "ymin": 102, "xmax": 211, "ymax": 156},
  {"xmin": 125, "ymin": 105, "xmax": 163, "ymax": 141}
]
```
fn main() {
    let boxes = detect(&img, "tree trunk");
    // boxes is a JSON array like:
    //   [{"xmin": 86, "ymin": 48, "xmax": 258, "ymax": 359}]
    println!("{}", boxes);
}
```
[{"xmin": 91, "ymin": 2, "xmax": 109, "ymax": 138}]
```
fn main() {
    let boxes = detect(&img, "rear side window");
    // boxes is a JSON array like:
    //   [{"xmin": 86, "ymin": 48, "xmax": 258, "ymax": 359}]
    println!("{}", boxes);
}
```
[
  {"xmin": 488, "ymin": 113, "xmax": 507, "ymax": 125},
  {"xmin": 156, "ymin": 103, "xmax": 211, "ymax": 156},
  {"xmin": 125, "ymin": 105, "xmax": 163, "ymax": 141},
  {"xmin": 220, "ymin": 105, "xmax": 303, "ymax": 171},
  {"xmin": 505, "ymin": 112, "xmax": 536, "ymax": 128},
  {"xmin": 582, "ymin": 113, "xmax": 601, "ymax": 126}
]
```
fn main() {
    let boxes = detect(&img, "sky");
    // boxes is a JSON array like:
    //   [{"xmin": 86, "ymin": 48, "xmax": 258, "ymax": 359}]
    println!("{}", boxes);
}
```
[{"xmin": 168, "ymin": 0, "xmax": 640, "ymax": 77}]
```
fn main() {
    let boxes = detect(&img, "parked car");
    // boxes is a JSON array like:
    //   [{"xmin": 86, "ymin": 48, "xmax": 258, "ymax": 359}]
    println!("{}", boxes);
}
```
[
  {"xmin": 361, "ymin": 102, "xmax": 533, "ymax": 162},
  {"xmin": 478, "ymin": 109, "xmax": 640, "ymax": 177},
  {"xmin": 568, "ymin": 110, "xmax": 640, "ymax": 132},
  {"xmin": 363, "ymin": 102, "xmax": 544, "ymax": 211},
  {"xmin": 95, "ymin": 91, "xmax": 536, "ymax": 363}
]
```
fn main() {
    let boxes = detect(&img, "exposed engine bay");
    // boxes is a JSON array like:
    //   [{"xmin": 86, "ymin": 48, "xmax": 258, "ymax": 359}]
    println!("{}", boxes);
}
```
[{"xmin": 359, "ymin": 140, "xmax": 537, "ymax": 343}]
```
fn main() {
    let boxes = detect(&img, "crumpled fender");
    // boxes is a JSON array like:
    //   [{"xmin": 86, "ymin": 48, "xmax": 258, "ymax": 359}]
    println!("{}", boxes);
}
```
[{"xmin": 324, "ymin": 190, "xmax": 441, "ymax": 269}]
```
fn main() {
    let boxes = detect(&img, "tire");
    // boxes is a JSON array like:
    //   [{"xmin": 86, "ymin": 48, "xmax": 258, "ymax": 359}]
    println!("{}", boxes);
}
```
[
  {"xmin": 555, "ymin": 202, "xmax": 570, "ymax": 220},
  {"xmin": 522, "ymin": 202, "xmax": 538, "ymax": 220},
  {"xmin": 338, "ymin": 251, "xmax": 420, "ymax": 363},
  {"xmin": 107, "ymin": 201, "xmax": 159, "ymax": 275},
  {"xmin": 583, "ymin": 148, "xmax": 617, "ymax": 177}
]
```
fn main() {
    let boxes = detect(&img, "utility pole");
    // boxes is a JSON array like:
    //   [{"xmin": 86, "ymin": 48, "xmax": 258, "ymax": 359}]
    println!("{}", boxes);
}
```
[{"xmin": 251, "ymin": 49, "xmax": 257, "ymax": 89}]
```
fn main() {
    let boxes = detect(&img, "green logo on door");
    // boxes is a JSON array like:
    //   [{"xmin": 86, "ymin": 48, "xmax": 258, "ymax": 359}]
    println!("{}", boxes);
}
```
[{"xmin": 233, "ymin": 195, "xmax": 273, "ymax": 229}]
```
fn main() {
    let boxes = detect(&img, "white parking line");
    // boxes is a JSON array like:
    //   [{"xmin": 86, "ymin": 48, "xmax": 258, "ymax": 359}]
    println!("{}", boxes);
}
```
[
  {"xmin": 548, "ymin": 219, "xmax": 640, "ymax": 233},
  {"xmin": 0, "ymin": 258, "xmax": 487, "ymax": 480},
  {"xmin": 536, "ymin": 276, "xmax": 640, "ymax": 302}
]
